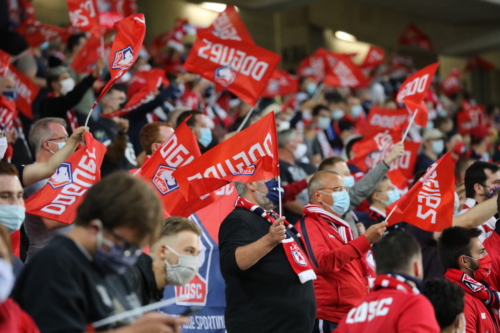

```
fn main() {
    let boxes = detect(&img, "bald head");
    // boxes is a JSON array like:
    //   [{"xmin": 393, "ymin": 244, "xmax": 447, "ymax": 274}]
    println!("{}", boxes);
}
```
[{"xmin": 308, "ymin": 171, "xmax": 342, "ymax": 201}]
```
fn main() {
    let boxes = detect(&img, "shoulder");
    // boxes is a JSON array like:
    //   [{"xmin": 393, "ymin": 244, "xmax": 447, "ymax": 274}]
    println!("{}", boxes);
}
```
[
  {"xmin": 26, "ymin": 237, "xmax": 82, "ymax": 272},
  {"xmin": 220, "ymin": 208, "xmax": 258, "ymax": 232}
]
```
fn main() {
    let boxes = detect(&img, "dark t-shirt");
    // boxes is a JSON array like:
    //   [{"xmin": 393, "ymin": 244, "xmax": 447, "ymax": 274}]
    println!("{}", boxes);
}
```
[
  {"xmin": 218, "ymin": 207, "xmax": 316, "ymax": 333},
  {"xmin": 414, "ymin": 153, "xmax": 436, "ymax": 173},
  {"xmin": 405, "ymin": 224, "xmax": 444, "ymax": 280},
  {"xmin": 12, "ymin": 236, "xmax": 142, "ymax": 333}
]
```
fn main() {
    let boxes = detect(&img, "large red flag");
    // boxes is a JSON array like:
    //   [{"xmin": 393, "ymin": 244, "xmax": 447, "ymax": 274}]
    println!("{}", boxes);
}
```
[
  {"xmin": 24, "ymin": 133, "xmax": 106, "ymax": 224},
  {"xmin": 323, "ymin": 53, "xmax": 367, "ymax": 88},
  {"xmin": 183, "ymin": 30, "xmax": 280, "ymax": 107},
  {"xmin": 297, "ymin": 48, "xmax": 328, "ymax": 81},
  {"xmin": 360, "ymin": 46, "xmax": 385, "ymax": 70},
  {"xmin": 70, "ymin": 36, "xmax": 102, "ymax": 74},
  {"xmin": 139, "ymin": 121, "xmax": 216, "ymax": 217},
  {"xmin": 440, "ymin": 68, "xmax": 461, "ymax": 97},
  {"xmin": 398, "ymin": 24, "xmax": 434, "ymax": 51},
  {"xmin": 0, "ymin": 96, "xmax": 17, "ymax": 130},
  {"xmin": 173, "ymin": 112, "xmax": 279, "ymax": 201},
  {"xmin": 362, "ymin": 107, "xmax": 410, "ymax": 137},
  {"xmin": 66, "ymin": 0, "xmax": 101, "ymax": 37},
  {"xmin": 16, "ymin": 21, "xmax": 69, "ymax": 48},
  {"xmin": 396, "ymin": 62, "xmax": 439, "ymax": 127},
  {"xmin": 92, "ymin": 14, "xmax": 146, "ymax": 108},
  {"xmin": 8, "ymin": 64, "xmax": 39, "ymax": 119},
  {"xmin": 262, "ymin": 69, "xmax": 298, "ymax": 98},
  {"xmin": 0, "ymin": 49, "xmax": 10, "ymax": 76},
  {"xmin": 386, "ymin": 152, "xmax": 455, "ymax": 231},
  {"xmin": 204, "ymin": 5, "xmax": 253, "ymax": 43}
]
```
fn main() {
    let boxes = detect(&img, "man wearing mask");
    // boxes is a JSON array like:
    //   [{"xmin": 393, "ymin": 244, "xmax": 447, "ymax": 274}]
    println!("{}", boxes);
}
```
[
  {"xmin": 460, "ymin": 161, "xmax": 500, "ymax": 242},
  {"xmin": 12, "ymin": 172, "xmax": 188, "ymax": 333},
  {"xmin": 306, "ymin": 105, "xmax": 334, "ymax": 164},
  {"xmin": 126, "ymin": 216, "xmax": 201, "ymax": 305},
  {"xmin": 415, "ymin": 129, "xmax": 445, "ymax": 173},
  {"xmin": 278, "ymin": 129, "xmax": 316, "ymax": 223},
  {"xmin": 41, "ymin": 59, "xmax": 104, "ymax": 134},
  {"xmin": 439, "ymin": 227, "xmax": 499, "ymax": 333},
  {"xmin": 366, "ymin": 176, "xmax": 401, "ymax": 230},
  {"xmin": 176, "ymin": 110, "xmax": 217, "ymax": 153},
  {"xmin": 219, "ymin": 178, "xmax": 316, "ymax": 333},
  {"xmin": 335, "ymin": 232, "xmax": 440, "ymax": 333},
  {"xmin": 297, "ymin": 171, "xmax": 387, "ymax": 332},
  {"xmin": 470, "ymin": 126, "xmax": 492, "ymax": 161}
]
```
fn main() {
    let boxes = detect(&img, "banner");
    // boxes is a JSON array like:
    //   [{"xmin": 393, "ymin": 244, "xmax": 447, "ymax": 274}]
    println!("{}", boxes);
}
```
[
  {"xmin": 204, "ymin": 5, "xmax": 253, "ymax": 43},
  {"xmin": 386, "ymin": 152, "xmax": 455, "ymax": 231},
  {"xmin": 67, "ymin": 0, "xmax": 101, "ymax": 37},
  {"xmin": 138, "ymin": 121, "xmax": 216, "ymax": 217},
  {"xmin": 398, "ymin": 24, "xmax": 434, "ymax": 51},
  {"xmin": 70, "ymin": 36, "xmax": 102, "ymax": 74},
  {"xmin": 16, "ymin": 21, "xmax": 69, "ymax": 48},
  {"xmin": 262, "ymin": 69, "xmax": 298, "ymax": 98},
  {"xmin": 0, "ymin": 96, "xmax": 17, "ymax": 131},
  {"xmin": 360, "ymin": 46, "xmax": 385, "ymax": 70},
  {"xmin": 0, "ymin": 49, "xmax": 9, "ymax": 76},
  {"xmin": 173, "ymin": 112, "xmax": 279, "ymax": 201},
  {"xmin": 323, "ymin": 53, "xmax": 367, "ymax": 88},
  {"xmin": 24, "ymin": 133, "xmax": 106, "ymax": 224},
  {"xmin": 8, "ymin": 64, "xmax": 39, "ymax": 120},
  {"xmin": 362, "ymin": 107, "xmax": 410, "ymax": 137},
  {"xmin": 440, "ymin": 68, "xmax": 461, "ymax": 97},
  {"xmin": 396, "ymin": 62, "xmax": 439, "ymax": 127},
  {"xmin": 183, "ymin": 30, "xmax": 281, "ymax": 107}
]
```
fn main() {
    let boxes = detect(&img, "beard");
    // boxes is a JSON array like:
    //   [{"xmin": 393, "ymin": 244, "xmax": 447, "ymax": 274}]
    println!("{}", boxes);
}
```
[{"xmin": 255, "ymin": 191, "xmax": 276, "ymax": 211}]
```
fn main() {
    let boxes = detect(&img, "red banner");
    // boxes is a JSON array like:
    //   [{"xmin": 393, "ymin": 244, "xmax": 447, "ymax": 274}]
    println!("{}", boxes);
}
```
[
  {"xmin": 362, "ymin": 107, "xmax": 411, "ymax": 137},
  {"xmin": 386, "ymin": 152, "xmax": 454, "ymax": 231},
  {"xmin": 67, "ymin": 0, "xmax": 101, "ymax": 37},
  {"xmin": 183, "ymin": 29, "xmax": 280, "ymax": 107},
  {"xmin": 396, "ymin": 62, "xmax": 439, "ymax": 127},
  {"xmin": 360, "ymin": 46, "xmax": 385, "ymax": 70},
  {"xmin": 0, "ymin": 49, "xmax": 9, "ymax": 76},
  {"xmin": 0, "ymin": 96, "xmax": 17, "ymax": 130},
  {"xmin": 324, "ymin": 53, "xmax": 367, "ymax": 88},
  {"xmin": 262, "ymin": 69, "xmax": 299, "ymax": 98},
  {"xmin": 440, "ymin": 68, "xmax": 461, "ymax": 97},
  {"xmin": 70, "ymin": 36, "xmax": 101, "ymax": 74},
  {"xmin": 16, "ymin": 21, "xmax": 69, "ymax": 48},
  {"xmin": 173, "ymin": 112, "xmax": 279, "ymax": 201},
  {"xmin": 465, "ymin": 56, "xmax": 496, "ymax": 72},
  {"xmin": 398, "ymin": 24, "xmax": 434, "ymax": 51},
  {"xmin": 24, "ymin": 133, "xmax": 106, "ymax": 224},
  {"xmin": 204, "ymin": 5, "xmax": 253, "ymax": 43},
  {"xmin": 8, "ymin": 64, "xmax": 39, "ymax": 119}
]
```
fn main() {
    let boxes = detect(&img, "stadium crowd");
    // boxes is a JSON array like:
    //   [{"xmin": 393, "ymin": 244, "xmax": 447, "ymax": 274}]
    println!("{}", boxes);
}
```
[{"xmin": 2, "ymin": 1, "xmax": 500, "ymax": 333}]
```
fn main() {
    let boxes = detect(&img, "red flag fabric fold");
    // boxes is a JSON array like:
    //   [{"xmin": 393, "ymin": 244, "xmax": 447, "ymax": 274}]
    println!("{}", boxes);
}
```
[
  {"xmin": 66, "ymin": 0, "xmax": 102, "ymax": 38},
  {"xmin": 8, "ymin": 64, "xmax": 39, "ymax": 120}
]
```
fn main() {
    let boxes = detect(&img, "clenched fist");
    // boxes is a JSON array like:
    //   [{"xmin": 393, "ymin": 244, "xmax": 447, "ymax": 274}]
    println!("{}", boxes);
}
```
[
  {"xmin": 384, "ymin": 142, "xmax": 405, "ymax": 165},
  {"xmin": 266, "ymin": 217, "xmax": 287, "ymax": 246},
  {"xmin": 364, "ymin": 221, "xmax": 388, "ymax": 244}
]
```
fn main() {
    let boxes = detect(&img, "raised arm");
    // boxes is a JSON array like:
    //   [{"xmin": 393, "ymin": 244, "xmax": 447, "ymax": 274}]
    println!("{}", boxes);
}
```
[{"xmin": 453, "ymin": 195, "xmax": 498, "ymax": 228}]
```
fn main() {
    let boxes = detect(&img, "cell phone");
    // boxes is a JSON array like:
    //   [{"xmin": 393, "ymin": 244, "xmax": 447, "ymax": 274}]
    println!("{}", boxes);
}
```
[{"xmin": 180, "ymin": 306, "xmax": 202, "ymax": 317}]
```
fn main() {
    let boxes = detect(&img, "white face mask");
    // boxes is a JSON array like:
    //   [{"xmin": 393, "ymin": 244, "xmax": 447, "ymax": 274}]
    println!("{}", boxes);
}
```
[
  {"xmin": 0, "ymin": 258, "xmax": 14, "ymax": 304},
  {"xmin": 60, "ymin": 77, "xmax": 75, "ymax": 95},
  {"xmin": 0, "ymin": 137, "xmax": 7, "ymax": 160},
  {"xmin": 165, "ymin": 245, "xmax": 199, "ymax": 286},
  {"xmin": 292, "ymin": 143, "xmax": 307, "ymax": 160}
]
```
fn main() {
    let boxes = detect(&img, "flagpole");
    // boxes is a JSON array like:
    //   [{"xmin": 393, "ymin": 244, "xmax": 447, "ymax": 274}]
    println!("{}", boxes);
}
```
[
  {"xmin": 236, "ymin": 107, "xmax": 254, "ymax": 132},
  {"xmin": 312, "ymin": 82, "xmax": 324, "ymax": 102},
  {"xmin": 385, "ymin": 205, "xmax": 398, "ymax": 224},
  {"xmin": 401, "ymin": 109, "xmax": 418, "ymax": 143},
  {"xmin": 278, "ymin": 175, "xmax": 282, "ymax": 216},
  {"xmin": 85, "ymin": 101, "xmax": 98, "ymax": 128}
]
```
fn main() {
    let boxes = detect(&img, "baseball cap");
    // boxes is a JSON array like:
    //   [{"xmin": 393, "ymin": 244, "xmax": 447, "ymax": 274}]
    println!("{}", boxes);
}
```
[{"xmin": 423, "ymin": 129, "xmax": 444, "ymax": 141}]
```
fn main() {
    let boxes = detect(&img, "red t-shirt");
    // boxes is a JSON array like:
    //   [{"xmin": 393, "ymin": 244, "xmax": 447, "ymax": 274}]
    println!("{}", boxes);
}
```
[{"xmin": 335, "ymin": 287, "xmax": 440, "ymax": 333}]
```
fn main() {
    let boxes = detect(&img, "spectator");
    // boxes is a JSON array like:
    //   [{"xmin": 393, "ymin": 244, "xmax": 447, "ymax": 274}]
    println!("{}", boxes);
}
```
[
  {"xmin": 304, "ymin": 105, "xmax": 332, "ymax": 164},
  {"xmin": 424, "ymin": 279, "xmax": 465, "ymax": 333},
  {"xmin": 219, "ymin": 179, "xmax": 316, "ymax": 333},
  {"xmin": 470, "ymin": 126, "xmax": 492, "ymax": 161},
  {"xmin": 176, "ymin": 110, "xmax": 218, "ymax": 153},
  {"xmin": 12, "ymin": 172, "xmax": 188, "ymax": 333},
  {"xmin": 366, "ymin": 176, "xmax": 402, "ymax": 230},
  {"xmin": 439, "ymin": 227, "xmax": 499, "ymax": 333},
  {"xmin": 460, "ymin": 161, "xmax": 500, "ymax": 241},
  {"xmin": 484, "ymin": 195, "xmax": 500, "ymax": 290},
  {"xmin": 296, "ymin": 171, "xmax": 387, "ymax": 332},
  {"xmin": 336, "ymin": 232, "xmax": 440, "ymax": 333},
  {"xmin": 278, "ymin": 129, "xmax": 316, "ymax": 223},
  {"xmin": 445, "ymin": 132, "xmax": 465, "ymax": 163},
  {"xmin": 415, "ymin": 129, "xmax": 444, "ymax": 173},
  {"xmin": 137, "ymin": 121, "xmax": 174, "ymax": 167}
]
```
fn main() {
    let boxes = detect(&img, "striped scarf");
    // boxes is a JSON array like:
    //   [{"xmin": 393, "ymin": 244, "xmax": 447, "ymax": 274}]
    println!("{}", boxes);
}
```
[
  {"xmin": 235, "ymin": 197, "xmax": 316, "ymax": 284},
  {"xmin": 303, "ymin": 203, "xmax": 354, "ymax": 243},
  {"xmin": 374, "ymin": 274, "xmax": 421, "ymax": 294}
]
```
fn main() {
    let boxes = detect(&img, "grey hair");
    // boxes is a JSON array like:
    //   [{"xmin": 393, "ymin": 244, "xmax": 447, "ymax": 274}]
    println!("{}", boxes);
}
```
[
  {"xmin": 307, "ymin": 170, "xmax": 339, "ymax": 199},
  {"xmin": 46, "ymin": 66, "xmax": 69, "ymax": 91},
  {"xmin": 278, "ymin": 129, "xmax": 297, "ymax": 148},
  {"xmin": 29, "ymin": 118, "xmax": 67, "ymax": 156},
  {"xmin": 234, "ymin": 182, "xmax": 248, "ymax": 196}
]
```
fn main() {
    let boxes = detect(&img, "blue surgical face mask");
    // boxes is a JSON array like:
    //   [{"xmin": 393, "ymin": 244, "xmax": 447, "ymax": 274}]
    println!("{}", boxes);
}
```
[
  {"xmin": 383, "ymin": 190, "xmax": 400, "ymax": 206},
  {"xmin": 343, "ymin": 175, "xmax": 355, "ymax": 189},
  {"xmin": 426, "ymin": 121, "xmax": 434, "ymax": 130},
  {"xmin": 94, "ymin": 221, "xmax": 142, "ymax": 275},
  {"xmin": 332, "ymin": 109, "xmax": 345, "ymax": 121},
  {"xmin": 306, "ymin": 82, "xmax": 317, "ymax": 95},
  {"xmin": 322, "ymin": 190, "xmax": 350, "ymax": 216},
  {"xmin": 198, "ymin": 128, "xmax": 212, "ymax": 148},
  {"xmin": 483, "ymin": 152, "xmax": 490, "ymax": 162},
  {"xmin": 318, "ymin": 116, "xmax": 331, "ymax": 130},
  {"xmin": 351, "ymin": 105, "xmax": 363, "ymax": 118},
  {"xmin": 437, "ymin": 108, "xmax": 447, "ymax": 117},
  {"xmin": 258, "ymin": 179, "xmax": 284, "ymax": 206},
  {"xmin": 0, "ymin": 205, "xmax": 25, "ymax": 233},
  {"xmin": 431, "ymin": 140, "xmax": 444, "ymax": 154},
  {"xmin": 48, "ymin": 141, "xmax": 66, "ymax": 154},
  {"xmin": 2, "ymin": 90, "xmax": 18, "ymax": 101}
]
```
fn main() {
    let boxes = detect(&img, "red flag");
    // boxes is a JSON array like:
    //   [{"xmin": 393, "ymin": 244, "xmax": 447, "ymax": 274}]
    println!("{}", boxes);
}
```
[
  {"xmin": 387, "ymin": 141, "xmax": 420, "ymax": 189},
  {"xmin": 8, "ymin": 64, "xmax": 39, "ymax": 119},
  {"xmin": 70, "ymin": 36, "xmax": 101, "ymax": 74},
  {"xmin": 360, "ymin": 46, "xmax": 385, "ymax": 70},
  {"xmin": 183, "ymin": 30, "xmax": 281, "ymax": 107},
  {"xmin": 398, "ymin": 24, "xmax": 434, "ymax": 51},
  {"xmin": 0, "ymin": 96, "xmax": 17, "ymax": 130},
  {"xmin": 262, "ymin": 69, "xmax": 298, "ymax": 98},
  {"xmin": 110, "ymin": 0, "xmax": 137, "ymax": 17},
  {"xmin": 99, "ymin": 11, "xmax": 123, "ymax": 29},
  {"xmin": 0, "ymin": 49, "xmax": 10, "ymax": 76},
  {"xmin": 386, "ymin": 152, "xmax": 455, "ymax": 231},
  {"xmin": 297, "ymin": 48, "xmax": 328, "ymax": 80},
  {"xmin": 66, "ymin": 0, "xmax": 101, "ymax": 37},
  {"xmin": 465, "ymin": 56, "xmax": 496, "ymax": 71},
  {"xmin": 457, "ymin": 101, "xmax": 485, "ymax": 135},
  {"xmin": 16, "ymin": 21, "xmax": 69, "ymax": 48},
  {"xmin": 440, "ymin": 68, "xmax": 461, "ymax": 96},
  {"xmin": 24, "ymin": 133, "xmax": 106, "ymax": 224},
  {"xmin": 93, "ymin": 14, "xmax": 146, "ymax": 108},
  {"xmin": 396, "ymin": 62, "xmax": 439, "ymax": 127},
  {"xmin": 173, "ymin": 112, "xmax": 279, "ymax": 201},
  {"xmin": 323, "ymin": 53, "xmax": 367, "ymax": 88},
  {"xmin": 139, "ymin": 121, "xmax": 215, "ymax": 217},
  {"xmin": 204, "ymin": 5, "xmax": 254, "ymax": 43},
  {"xmin": 362, "ymin": 107, "xmax": 410, "ymax": 137}
]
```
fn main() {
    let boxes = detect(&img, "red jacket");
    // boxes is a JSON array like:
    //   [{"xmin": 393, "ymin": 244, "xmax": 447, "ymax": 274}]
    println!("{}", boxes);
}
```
[
  {"xmin": 335, "ymin": 287, "xmax": 440, "ymax": 333},
  {"xmin": 297, "ymin": 212, "xmax": 371, "ymax": 323},
  {"xmin": 0, "ymin": 298, "xmax": 40, "ymax": 333},
  {"xmin": 484, "ymin": 230, "xmax": 500, "ymax": 291}
]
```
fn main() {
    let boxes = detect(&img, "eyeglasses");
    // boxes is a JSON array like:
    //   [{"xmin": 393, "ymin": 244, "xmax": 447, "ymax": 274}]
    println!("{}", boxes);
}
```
[
  {"xmin": 104, "ymin": 228, "xmax": 143, "ymax": 257},
  {"xmin": 47, "ymin": 136, "xmax": 69, "ymax": 142},
  {"xmin": 318, "ymin": 186, "xmax": 349, "ymax": 193}
]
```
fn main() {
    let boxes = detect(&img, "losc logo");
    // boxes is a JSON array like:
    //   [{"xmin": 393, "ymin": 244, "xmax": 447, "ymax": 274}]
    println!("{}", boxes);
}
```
[
  {"xmin": 112, "ymin": 45, "xmax": 134, "ymax": 70},
  {"xmin": 292, "ymin": 250, "xmax": 307, "ymax": 267},
  {"xmin": 231, "ymin": 164, "xmax": 256, "ymax": 176},
  {"xmin": 152, "ymin": 165, "xmax": 179, "ymax": 195},
  {"xmin": 214, "ymin": 66, "xmax": 237, "ymax": 87},
  {"xmin": 48, "ymin": 163, "xmax": 73, "ymax": 189}
]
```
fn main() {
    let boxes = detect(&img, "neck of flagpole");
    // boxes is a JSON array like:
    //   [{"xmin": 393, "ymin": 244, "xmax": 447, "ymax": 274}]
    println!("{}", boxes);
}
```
[{"xmin": 401, "ymin": 109, "xmax": 418, "ymax": 143}]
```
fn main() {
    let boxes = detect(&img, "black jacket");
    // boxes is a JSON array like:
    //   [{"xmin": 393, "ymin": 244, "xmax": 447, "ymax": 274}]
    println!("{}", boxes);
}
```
[{"xmin": 125, "ymin": 253, "xmax": 164, "ymax": 306}]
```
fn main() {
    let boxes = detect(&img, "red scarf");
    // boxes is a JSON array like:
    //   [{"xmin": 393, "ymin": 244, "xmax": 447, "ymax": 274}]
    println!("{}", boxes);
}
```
[
  {"xmin": 373, "ymin": 274, "xmax": 420, "ymax": 294},
  {"xmin": 303, "ymin": 203, "xmax": 354, "ymax": 243},
  {"xmin": 445, "ymin": 268, "xmax": 500, "ymax": 310},
  {"xmin": 235, "ymin": 197, "xmax": 316, "ymax": 284}
]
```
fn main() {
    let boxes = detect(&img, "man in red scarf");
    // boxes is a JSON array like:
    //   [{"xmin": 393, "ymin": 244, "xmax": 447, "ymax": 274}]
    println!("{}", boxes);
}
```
[
  {"xmin": 335, "ymin": 232, "xmax": 440, "ymax": 333},
  {"xmin": 439, "ymin": 227, "xmax": 500, "ymax": 333},
  {"xmin": 296, "ymin": 171, "xmax": 387, "ymax": 332}
]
